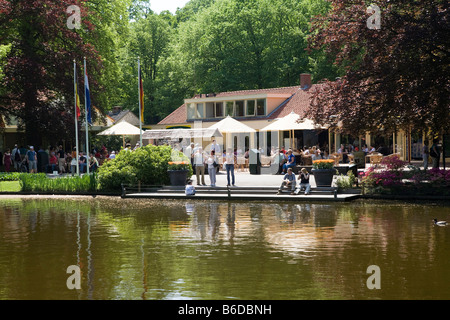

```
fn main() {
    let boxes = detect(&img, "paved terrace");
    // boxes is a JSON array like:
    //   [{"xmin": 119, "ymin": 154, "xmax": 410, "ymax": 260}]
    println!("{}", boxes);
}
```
[{"xmin": 123, "ymin": 170, "xmax": 361, "ymax": 202}]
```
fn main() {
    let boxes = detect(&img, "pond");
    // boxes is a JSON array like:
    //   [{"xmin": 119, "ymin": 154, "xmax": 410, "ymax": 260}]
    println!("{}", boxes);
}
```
[{"xmin": 0, "ymin": 196, "xmax": 449, "ymax": 300}]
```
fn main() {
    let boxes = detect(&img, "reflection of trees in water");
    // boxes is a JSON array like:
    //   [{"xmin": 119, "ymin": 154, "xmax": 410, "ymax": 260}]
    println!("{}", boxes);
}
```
[{"xmin": 2, "ymin": 198, "xmax": 450, "ymax": 299}]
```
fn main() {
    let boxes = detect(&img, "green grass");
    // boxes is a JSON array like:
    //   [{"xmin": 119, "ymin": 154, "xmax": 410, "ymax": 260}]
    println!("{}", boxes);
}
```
[{"xmin": 0, "ymin": 181, "xmax": 21, "ymax": 192}]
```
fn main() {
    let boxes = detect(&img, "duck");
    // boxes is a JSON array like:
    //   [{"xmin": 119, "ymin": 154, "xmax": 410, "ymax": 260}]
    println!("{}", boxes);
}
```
[{"xmin": 433, "ymin": 219, "xmax": 447, "ymax": 226}]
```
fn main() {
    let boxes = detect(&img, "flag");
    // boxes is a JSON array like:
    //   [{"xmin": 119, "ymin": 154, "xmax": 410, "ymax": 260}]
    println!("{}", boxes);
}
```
[
  {"xmin": 84, "ymin": 66, "xmax": 92, "ymax": 125},
  {"xmin": 74, "ymin": 70, "xmax": 81, "ymax": 120},
  {"xmin": 139, "ymin": 64, "xmax": 144, "ymax": 122}
]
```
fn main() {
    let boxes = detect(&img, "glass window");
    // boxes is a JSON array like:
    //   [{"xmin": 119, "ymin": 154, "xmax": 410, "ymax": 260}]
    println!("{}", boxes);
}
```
[
  {"xmin": 235, "ymin": 100, "xmax": 244, "ymax": 117},
  {"xmin": 225, "ymin": 101, "xmax": 234, "ymax": 117},
  {"xmin": 205, "ymin": 102, "xmax": 214, "ymax": 118},
  {"xmin": 187, "ymin": 103, "xmax": 196, "ymax": 119},
  {"xmin": 256, "ymin": 99, "xmax": 266, "ymax": 116},
  {"xmin": 196, "ymin": 103, "xmax": 204, "ymax": 119},
  {"xmin": 215, "ymin": 102, "xmax": 223, "ymax": 118},
  {"xmin": 246, "ymin": 100, "xmax": 255, "ymax": 116}
]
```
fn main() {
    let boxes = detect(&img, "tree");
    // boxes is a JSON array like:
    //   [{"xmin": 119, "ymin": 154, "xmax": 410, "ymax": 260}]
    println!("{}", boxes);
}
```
[
  {"xmin": 307, "ymin": 0, "xmax": 449, "ymax": 136},
  {"xmin": 0, "ymin": 0, "xmax": 102, "ymax": 146},
  {"xmin": 119, "ymin": 12, "xmax": 172, "ymax": 124},
  {"xmin": 0, "ymin": 0, "xmax": 132, "ymax": 146}
]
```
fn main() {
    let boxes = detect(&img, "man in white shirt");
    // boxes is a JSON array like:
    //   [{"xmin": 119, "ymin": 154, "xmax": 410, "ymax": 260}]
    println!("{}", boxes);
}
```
[
  {"xmin": 194, "ymin": 147, "xmax": 206, "ymax": 186},
  {"xmin": 210, "ymin": 139, "xmax": 221, "ymax": 156},
  {"xmin": 225, "ymin": 148, "xmax": 235, "ymax": 187}
]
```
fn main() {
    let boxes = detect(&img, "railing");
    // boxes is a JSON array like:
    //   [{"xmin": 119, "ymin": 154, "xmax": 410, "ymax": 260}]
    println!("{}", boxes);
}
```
[{"xmin": 121, "ymin": 182, "xmax": 164, "ymax": 198}]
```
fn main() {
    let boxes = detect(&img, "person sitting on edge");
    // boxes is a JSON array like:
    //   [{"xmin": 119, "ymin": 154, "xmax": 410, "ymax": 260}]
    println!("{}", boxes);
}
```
[
  {"xmin": 295, "ymin": 168, "xmax": 311, "ymax": 195},
  {"xmin": 281, "ymin": 150, "xmax": 296, "ymax": 174},
  {"xmin": 277, "ymin": 167, "xmax": 296, "ymax": 195}
]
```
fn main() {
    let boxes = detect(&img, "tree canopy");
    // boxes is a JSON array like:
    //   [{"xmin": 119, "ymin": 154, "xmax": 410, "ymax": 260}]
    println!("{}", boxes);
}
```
[
  {"xmin": 1, "ymin": 0, "xmax": 446, "ymax": 146},
  {"xmin": 307, "ymin": 0, "xmax": 449, "ymax": 135}
]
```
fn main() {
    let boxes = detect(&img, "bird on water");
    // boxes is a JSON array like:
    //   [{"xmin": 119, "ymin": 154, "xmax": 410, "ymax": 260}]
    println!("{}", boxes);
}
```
[{"xmin": 433, "ymin": 219, "xmax": 447, "ymax": 226}]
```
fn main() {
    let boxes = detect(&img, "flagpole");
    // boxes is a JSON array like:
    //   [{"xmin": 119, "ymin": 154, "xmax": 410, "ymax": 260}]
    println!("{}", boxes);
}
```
[
  {"xmin": 73, "ymin": 60, "xmax": 80, "ymax": 176},
  {"xmin": 138, "ymin": 57, "xmax": 143, "ymax": 147},
  {"xmin": 84, "ymin": 57, "xmax": 90, "ymax": 175}
]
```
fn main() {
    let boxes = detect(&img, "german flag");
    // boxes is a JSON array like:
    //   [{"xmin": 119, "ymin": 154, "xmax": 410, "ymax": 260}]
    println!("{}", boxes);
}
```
[{"xmin": 139, "ymin": 64, "xmax": 144, "ymax": 122}]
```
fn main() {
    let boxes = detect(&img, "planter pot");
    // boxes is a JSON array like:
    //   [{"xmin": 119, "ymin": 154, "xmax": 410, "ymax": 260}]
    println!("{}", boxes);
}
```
[
  {"xmin": 312, "ymin": 168, "xmax": 335, "ymax": 187},
  {"xmin": 167, "ymin": 170, "xmax": 189, "ymax": 186}
]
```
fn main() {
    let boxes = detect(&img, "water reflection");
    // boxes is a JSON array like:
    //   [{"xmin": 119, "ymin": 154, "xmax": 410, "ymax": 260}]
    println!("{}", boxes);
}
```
[{"xmin": 0, "ymin": 197, "xmax": 449, "ymax": 300}]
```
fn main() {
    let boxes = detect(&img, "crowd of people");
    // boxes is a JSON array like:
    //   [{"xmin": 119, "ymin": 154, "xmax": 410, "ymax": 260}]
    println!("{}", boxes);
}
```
[{"xmin": 0, "ymin": 142, "xmax": 140, "ymax": 174}]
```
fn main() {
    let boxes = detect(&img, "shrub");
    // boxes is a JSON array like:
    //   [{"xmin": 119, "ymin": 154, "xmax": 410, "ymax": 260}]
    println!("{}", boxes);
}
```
[
  {"xmin": 18, "ymin": 173, "xmax": 96, "ymax": 193},
  {"xmin": 336, "ymin": 171, "xmax": 356, "ymax": 190},
  {"xmin": 380, "ymin": 154, "xmax": 407, "ymax": 171},
  {"xmin": 0, "ymin": 172, "xmax": 21, "ymax": 181},
  {"xmin": 96, "ymin": 145, "xmax": 192, "ymax": 191}
]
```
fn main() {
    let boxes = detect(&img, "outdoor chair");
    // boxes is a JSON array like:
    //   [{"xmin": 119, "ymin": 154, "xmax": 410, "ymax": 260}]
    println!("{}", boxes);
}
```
[
  {"xmin": 370, "ymin": 154, "xmax": 383, "ymax": 167},
  {"xmin": 330, "ymin": 153, "xmax": 341, "ymax": 166}
]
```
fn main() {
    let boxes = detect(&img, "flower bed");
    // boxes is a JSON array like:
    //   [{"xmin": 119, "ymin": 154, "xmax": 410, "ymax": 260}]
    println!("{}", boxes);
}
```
[{"xmin": 361, "ymin": 155, "xmax": 450, "ymax": 196}]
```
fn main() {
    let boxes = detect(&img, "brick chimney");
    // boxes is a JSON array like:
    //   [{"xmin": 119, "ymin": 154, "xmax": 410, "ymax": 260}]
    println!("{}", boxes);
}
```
[{"xmin": 300, "ymin": 73, "xmax": 311, "ymax": 90}]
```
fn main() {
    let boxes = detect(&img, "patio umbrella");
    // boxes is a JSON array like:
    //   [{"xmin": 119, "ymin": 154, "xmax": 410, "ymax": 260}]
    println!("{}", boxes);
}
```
[
  {"xmin": 97, "ymin": 121, "xmax": 141, "ymax": 148},
  {"xmin": 260, "ymin": 112, "xmax": 321, "ymax": 132},
  {"xmin": 260, "ymin": 112, "xmax": 323, "ymax": 150},
  {"xmin": 208, "ymin": 116, "xmax": 256, "ymax": 133}
]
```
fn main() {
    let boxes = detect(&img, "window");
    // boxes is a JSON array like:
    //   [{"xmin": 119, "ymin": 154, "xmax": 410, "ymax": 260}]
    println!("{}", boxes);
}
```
[
  {"xmin": 246, "ymin": 100, "xmax": 255, "ymax": 116},
  {"xmin": 235, "ymin": 100, "xmax": 244, "ymax": 117},
  {"xmin": 225, "ymin": 101, "xmax": 234, "ymax": 116},
  {"xmin": 256, "ymin": 99, "xmax": 266, "ymax": 116},
  {"xmin": 205, "ymin": 102, "xmax": 214, "ymax": 118},
  {"xmin": 196, "ymin": 103, "xmax": 204, "ymax": 118},
  {"xmin": 215, "ymin": 102, "xmax": 223, "ymax": 118},
  {"xmin": 187, "ymin": 103, "xmax": 196, "ymax": 119}
]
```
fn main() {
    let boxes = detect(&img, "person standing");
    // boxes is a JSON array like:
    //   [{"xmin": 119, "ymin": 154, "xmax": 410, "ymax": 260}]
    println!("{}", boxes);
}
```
[
  {"xmin": 194, "ymin": 147, "xmax": 206, "ymax": 186},
  {"xmin": 206, "ymin": 150, "xmax": 217, "ymax": 187},
  {"xmin": 225, "ymin": 148, "xmax": 236, "ymax": 187},
  {"xmin": 57, "ymin": 145, "xmax": 66, "ymax": 174},
  {"xmin": 2, "ymin": 149, "xmax": 12, "ymax": 172},
  {"xmin": 210, "ymin": 139, "xmax": 222, "ymax": 164},
  {"xmin": 430, "ymin": 139, "xmax": 441, "ymax": 169},
  {"xmin": 11, "ymin": 144, "xmax": 20, "ymax": 171},
  {"xmin": 422, "ymin": 140, "xmax": 429, "ymax": 170},
  {"xmin": 26, "ymin": 146, "xmax": 37, "ymax": 173}
]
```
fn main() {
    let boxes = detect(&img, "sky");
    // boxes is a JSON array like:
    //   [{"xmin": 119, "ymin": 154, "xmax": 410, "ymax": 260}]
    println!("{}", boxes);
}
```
[{"xmin": 150, "ymin": 0, "xmax": 191, "ymax": 14}]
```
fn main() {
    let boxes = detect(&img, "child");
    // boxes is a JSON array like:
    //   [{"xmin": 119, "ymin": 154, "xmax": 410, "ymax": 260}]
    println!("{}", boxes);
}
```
[{"xmin": 185, "ymin": 180, "xmax": 196, "ymax": 196}]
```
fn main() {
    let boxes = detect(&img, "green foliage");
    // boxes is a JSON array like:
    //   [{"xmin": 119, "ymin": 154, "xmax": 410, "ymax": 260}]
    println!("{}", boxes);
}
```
[
  {"xmin": 335, "ymin": 171, "xmax": 356, "ymax": 190},
  {"xmin": 18, "ymin": 173, "xmax": 97, "ymax": 193},
  {"xmin": 96, "ymin": 145, "xmax": 193, "ymax": 191},
  {"xmin": 0, "ymin": 172, "xmax": 21, "ymax": 181}
]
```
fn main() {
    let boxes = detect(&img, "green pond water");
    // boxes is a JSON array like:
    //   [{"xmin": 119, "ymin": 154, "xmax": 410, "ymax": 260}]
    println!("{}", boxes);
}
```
[{"xmin": 0, "ymin": 196, "xmax": 449, "ymax": 300}]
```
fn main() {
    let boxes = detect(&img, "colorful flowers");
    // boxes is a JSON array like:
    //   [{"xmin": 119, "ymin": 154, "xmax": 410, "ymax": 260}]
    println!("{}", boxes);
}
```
[
  {"xmin": 167, "ymin": 161, "xmax": 190, "ymax": 171},
  {"xmin": 312, "ymin": 159, "xmax": 335, "ymax": 170}
]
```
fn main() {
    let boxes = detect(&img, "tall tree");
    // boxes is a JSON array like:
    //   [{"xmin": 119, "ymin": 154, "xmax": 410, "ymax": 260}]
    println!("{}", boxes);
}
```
[
  {"xmin": 120, "ymin": 12, "xmax": 172, "ymax": 124},
  {"xmin": 307, "ymin": 0, "xmax": 449, "ymax": 135},
  {"xmin": 0, "ymin": 0, "xmax": 102, "ymax": 146}
]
